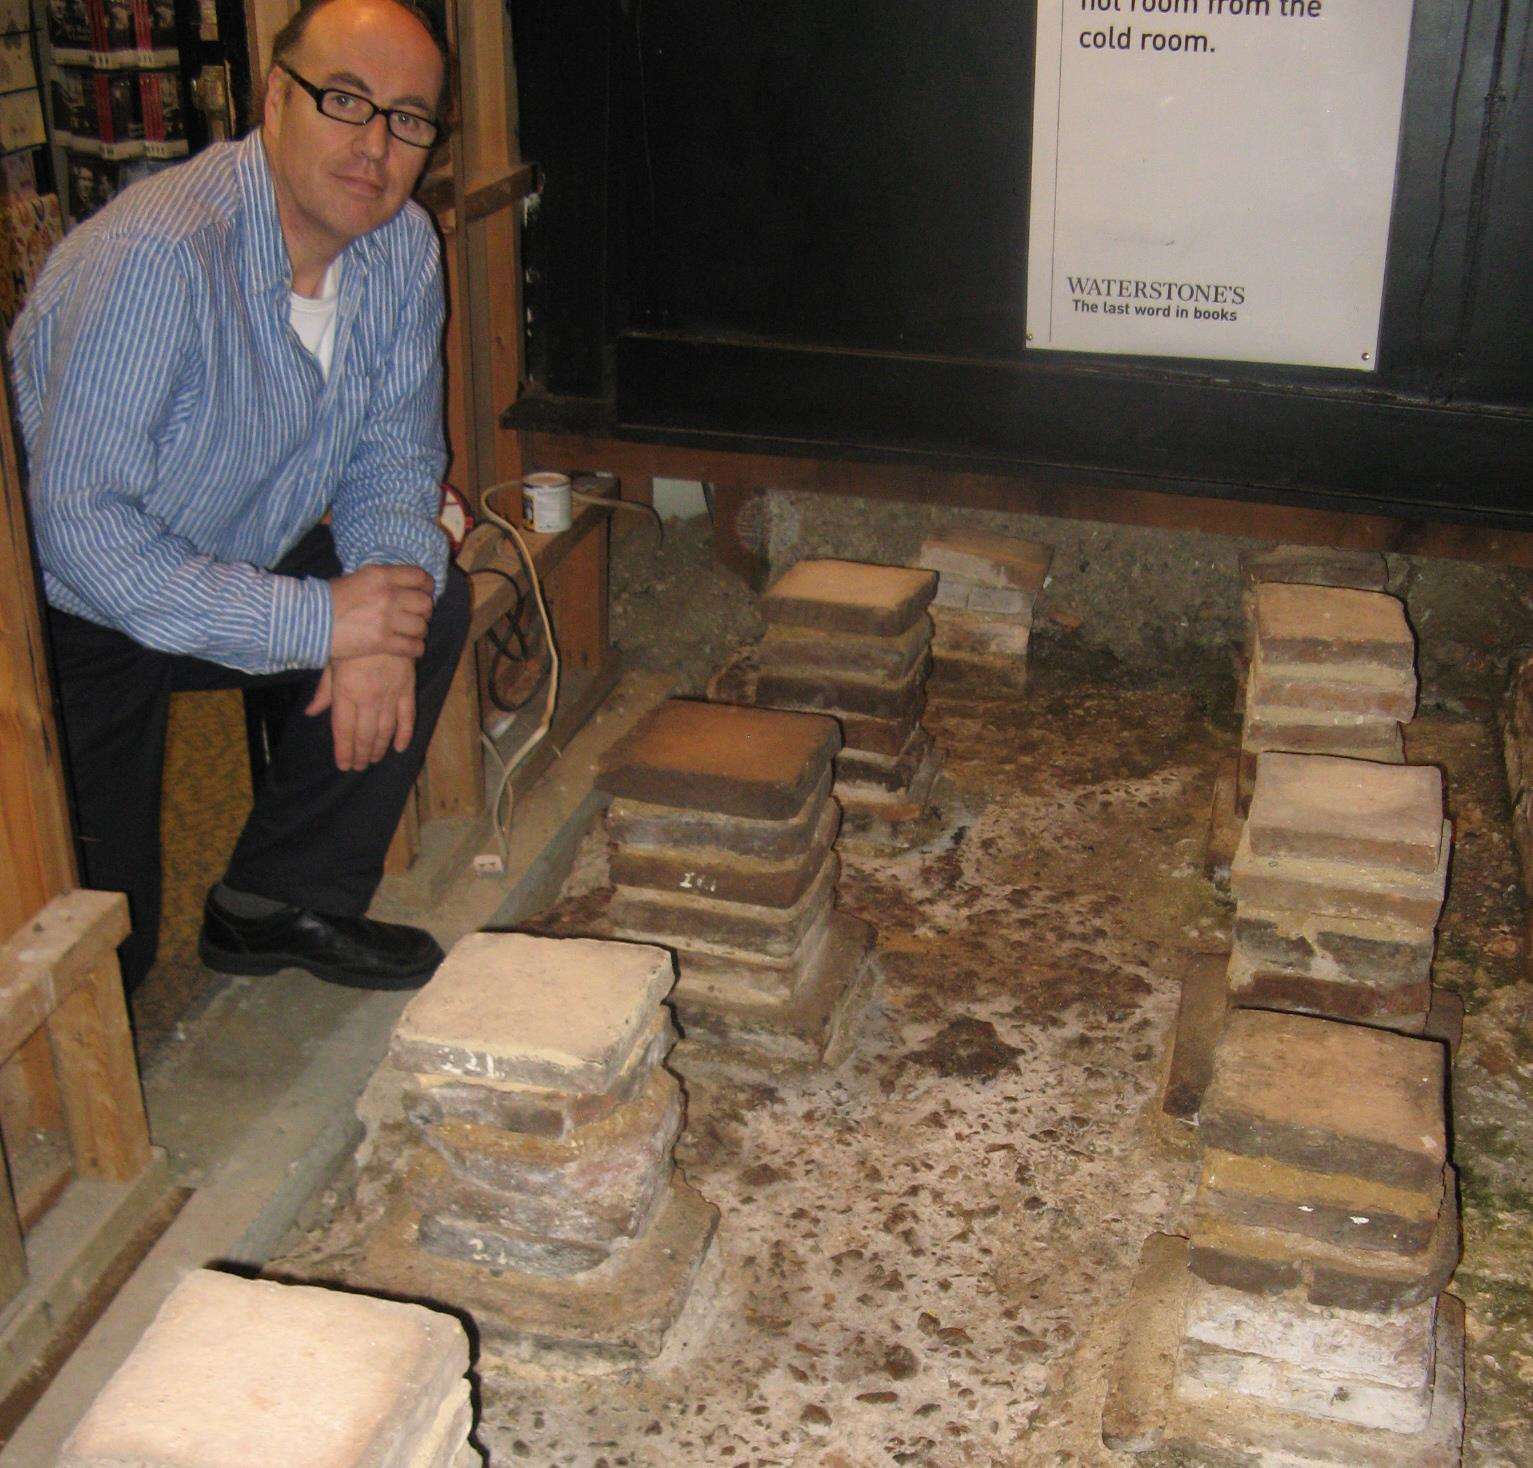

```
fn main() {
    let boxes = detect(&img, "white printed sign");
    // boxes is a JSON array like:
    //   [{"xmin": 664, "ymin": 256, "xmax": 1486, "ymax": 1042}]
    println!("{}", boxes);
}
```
[{"xmin": 1026, "ymin": 0, "xmax": 1415, "ymax": 371}]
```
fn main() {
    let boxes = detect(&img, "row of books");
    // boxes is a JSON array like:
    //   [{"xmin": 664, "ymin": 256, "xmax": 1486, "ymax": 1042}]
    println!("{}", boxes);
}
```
[
  {"xmin": 53, "ymin": 66, "xmax": 187, "ymax": 161},
  {"xmin": 47, "ymin": 0, "xmax": 178, "ymax": 72}
]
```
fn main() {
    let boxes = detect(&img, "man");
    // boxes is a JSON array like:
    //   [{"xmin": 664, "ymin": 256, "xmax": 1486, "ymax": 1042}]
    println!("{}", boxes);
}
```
[{"xmin": 10, "ymin": 0, "xmax": 468, "ymax": 993}]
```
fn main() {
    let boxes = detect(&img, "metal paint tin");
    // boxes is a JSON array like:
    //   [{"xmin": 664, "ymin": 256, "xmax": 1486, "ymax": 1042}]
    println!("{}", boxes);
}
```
[{"xmin": 521, "ymin": 472, "xmax": 573, "ymax": 534}]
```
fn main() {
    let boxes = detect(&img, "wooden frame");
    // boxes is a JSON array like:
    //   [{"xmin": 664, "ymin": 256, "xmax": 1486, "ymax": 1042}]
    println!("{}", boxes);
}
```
[
  {"xmin": 0, "ymin": 369, "xmax": 155, "ymax": 1314},
  {"xmin": 517, "ymin": 430, "xmax": 1533, "ymax": 589}
]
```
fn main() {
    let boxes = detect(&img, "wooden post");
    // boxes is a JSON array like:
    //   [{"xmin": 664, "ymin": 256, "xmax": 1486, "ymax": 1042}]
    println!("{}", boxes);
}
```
[
  {"xmin": 244, "ymin": 0, "xmax": 298, "ymax": 82},
  {"xmin": 0, "ymin": 368, "xmax": 75, "ymax": 940},
  {"xmin": 0, "ymin": 1132, "xmax": 25, "ymax": 1304},
  {"xmin": 383, "ymin": 786, "xmax": 421, "ymax": 875},
  {"xmin": 420, "ymin": 647, "xmax": 485, "ymax": 824},
  {"xmin": 484, "ymin": 207, "xmax": 525, "ymax": 488},
  {"xmin": 3, "ymin": 892, "xmax": 151, "ymax": 1187},
  {"xmin": 46, "ymin": 961, "xmax": 152, "ymax": 1184},
  {"xmin": 0, "ymin": 354, "xmax": 79, "ymax": 1295},
  {"xmin": 440, "ymin": 216, "xmax": 479, "ymax": 502},
  {"xmin": 545, "ymin": 517, "xmax": 609, "ymax": 675}
]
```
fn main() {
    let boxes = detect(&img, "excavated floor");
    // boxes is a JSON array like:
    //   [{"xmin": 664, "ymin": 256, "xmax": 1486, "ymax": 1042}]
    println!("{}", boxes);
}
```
[{"xmin": 282, "ymin": 640, "xmax": 1532, "ymax": 1466}]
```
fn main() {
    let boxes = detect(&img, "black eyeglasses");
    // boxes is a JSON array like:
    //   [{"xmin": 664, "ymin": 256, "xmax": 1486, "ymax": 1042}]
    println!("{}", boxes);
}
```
[{"xmin": 277, "ymin": 63, "xmax": 440, "ymax": 149}]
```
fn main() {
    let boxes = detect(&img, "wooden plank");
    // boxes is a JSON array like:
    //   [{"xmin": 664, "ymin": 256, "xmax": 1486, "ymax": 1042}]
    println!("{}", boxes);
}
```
[
  {"xmin": 522, "ymin": 430, "xmax": 1533, "ymax": 571},
  {"xmin": 465, "ymin": 499, "xmax": 611, "ymax": 644},
  {"xmin": 544, "ymin": 514, "xmax": 608, "ymax": 674},
  {"xmin": 5, "ymin": 1031, "xmax": 66, "ymax": 1135},
  {"xmin": 439, "ymin": 223, "xmax": 477, "ymax": 500},
  {"xmin": 452, "ymin": 0, "xmax": 515, "ymax": 192},
  {"xmin": 244, "ymin": 0, "xmax": 297, "ymax": 82},
  {"xmin": 45, "ymin": 961, "xmax": 151, "ymax": 1185},
  {"xmin": 0, "ymin": 1134, "xmax": 25, "ymax": 1305},
  {"xmin": 421, "ymin": 643, "xmax": 485, "ymax": 824},
  {"xmin": 418, "ymin": 164, "xmax": 538, "ymax": 231},
  {"xmin": 0, "ymin": 1150, "xmax": 177, "ymax": 1429},
  {"xmin": 477, "ymin": 205, "xmax": 524, "ymax": 487},
  {"xmin": 0, "ymin": 892, "xmax": 130, "ymax": 1066},
  {"xmin": 0, "ymin": 377, "xmax": 75, "ymax": 941},
  {"xmin": 0, "ymin": 288, "xmax": 84, "ymax": 1303},
  {"xmin": 382, "ymin": 787, "xmax": 420, "ymax": 876}
]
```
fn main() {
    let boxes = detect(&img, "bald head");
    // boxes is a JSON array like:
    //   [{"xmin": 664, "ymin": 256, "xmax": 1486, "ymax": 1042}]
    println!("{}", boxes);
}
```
[{"xmin": 268, "ymin": 0, "xmax": 451, "ymax": 116}]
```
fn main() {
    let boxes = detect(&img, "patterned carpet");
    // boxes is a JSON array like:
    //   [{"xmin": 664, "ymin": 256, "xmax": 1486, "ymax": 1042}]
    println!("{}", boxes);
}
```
[{"xmin": 130, "ymin": 690, "xmax": 252, "ymax": 1058}]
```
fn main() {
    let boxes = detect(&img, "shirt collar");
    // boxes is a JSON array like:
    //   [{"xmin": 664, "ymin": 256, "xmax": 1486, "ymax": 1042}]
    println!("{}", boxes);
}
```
[{"xmin": 236, "ymin": 130, "xmax": 384, "ymax": 297}]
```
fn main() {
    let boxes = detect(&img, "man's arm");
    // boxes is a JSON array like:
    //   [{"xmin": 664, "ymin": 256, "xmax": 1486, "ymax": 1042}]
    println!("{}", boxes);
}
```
[
  {"xmin": 317, "ymin": 220, "xmax": 451, "ymax": 770},
  {"xmin": 21, "ymin": 234, "xmax": 333, "ymax": 674},
  {"xmin": 327, "ymin": 219, "xmax": 449, "ymax": 593}
]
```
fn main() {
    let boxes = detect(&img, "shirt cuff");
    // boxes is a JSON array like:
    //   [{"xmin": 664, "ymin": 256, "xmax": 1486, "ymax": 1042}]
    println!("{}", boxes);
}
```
[
  {"xmin": 267, "ymin": 574, "xmax": 333, "ymax": 670},
  {"xmin": 359, "ymin": 540, "xmax": 449, "ymax": 599}
]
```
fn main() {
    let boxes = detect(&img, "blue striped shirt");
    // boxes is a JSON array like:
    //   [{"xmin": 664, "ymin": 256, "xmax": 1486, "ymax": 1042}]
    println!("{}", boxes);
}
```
[{"xmin": 9, "ymin": 130, "xmax": 449, "ymax": 674}]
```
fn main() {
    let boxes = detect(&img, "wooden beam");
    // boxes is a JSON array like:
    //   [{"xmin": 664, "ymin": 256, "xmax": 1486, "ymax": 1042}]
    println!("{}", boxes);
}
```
[
  {"xmin": 382, "ymin": 787, "xmax": 420, "ymax": 876},
  {"xmin": 421, "ymin": 642, "xmax": 485, "ymax": 825},
  {"xmin": 0, "ymin": 375, "xmax": 75, "ymax": 940},
  {"xmin": 439, "ymin": 218, "xmax": 478, "ymax": 500},
  {"xmin": 0, "ymin": 1134, "xmax": 24, "ymax": 1305},
  {"xmin": 418, "ymin": 164, "xmax": 537, "ymax": 232},
  {"xmin": 543, "ymin": 515, "xmax": 608, "ymax": 675},
  {"xmin": 451, "ymin": 0, "xmax": 516, "ymax": 193},
  {"xmin": 0, "ymin": 352, "xmax": 79, "ymax": 1166},
  {"xmin": 476, "ymin": 205, "xmax": 525, "ymax": 487},
  {"xmin": 465, "ymin": 498, "xmax": 615, "ymax": 644},
  {"xmin": 0, "ymin": 892, "xmax": 130, "ymax": 1066},
  {"xmin": 45, "ymin": 961, "xmax": 151, "ymax": 1184},
  {"xmin": 244, "ymin": 0, "xmax": 297, "ymax": 85},
  {"xmin": 521, "ymin": 430, "xmax": 1533, "ymax": 571},
  {"xmin": 1, "ymin": 892, "xmax": 149, "ymax": 1186}
]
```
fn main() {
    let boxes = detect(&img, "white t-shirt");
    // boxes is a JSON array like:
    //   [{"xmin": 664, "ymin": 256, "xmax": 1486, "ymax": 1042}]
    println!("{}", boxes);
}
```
[{"xmin": 288, "ymin": 260, "xmax": 342, "ymax": 379}]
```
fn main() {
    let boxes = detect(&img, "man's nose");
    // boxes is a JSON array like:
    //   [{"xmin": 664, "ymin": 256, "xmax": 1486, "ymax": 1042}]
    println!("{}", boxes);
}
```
[{"xmin": 354, "ymin": 111, "xmax": 390, "ymax": 159}]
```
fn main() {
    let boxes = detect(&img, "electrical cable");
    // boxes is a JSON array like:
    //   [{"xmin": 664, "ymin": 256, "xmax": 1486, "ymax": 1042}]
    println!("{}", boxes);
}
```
[
  {"xmin": 470, "ymin": 565, "xmax": 548, "ymax": 713},
  {"xmin": 572, "ymin": 489, "xmax": 665, "ymax": 547},
  {"xmin": 476, "ymin": 481, "xmax": 562, "ymax": 863},
  {"xmin": 473, "ymin": 478, "xmax": 665, "ymax": 862}
]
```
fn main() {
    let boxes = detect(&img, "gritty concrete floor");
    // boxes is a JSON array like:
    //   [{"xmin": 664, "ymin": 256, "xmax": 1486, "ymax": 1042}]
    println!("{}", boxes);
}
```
[{"xmin": 275, "ymin": 616, "xmax": 1533, "ymax": 1465}]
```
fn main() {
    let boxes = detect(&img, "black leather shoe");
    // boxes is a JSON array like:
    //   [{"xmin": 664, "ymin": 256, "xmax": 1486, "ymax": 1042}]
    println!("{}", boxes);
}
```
[{"xmin": 198, "ymin": 893, "xmax": 443, "ymax": 990}]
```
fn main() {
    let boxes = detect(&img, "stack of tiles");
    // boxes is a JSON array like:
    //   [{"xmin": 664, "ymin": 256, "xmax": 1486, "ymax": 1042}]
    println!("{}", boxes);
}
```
[
  {"xmin": 1191, "ymin": 1013, "xmax": 1458, "ymax": 1323},
  {"xmin": 1241, "ymin": 582, "xmax": 1416, "ymax": 809},
  {"xmin": 1236, "ymin": 546, "xmax": 1388, "ymax": 700},
  {"xmin": 1106, "ymin": 1011, "xmax": 1464, "ymax": 1464},
  {"xmin": 914, "ymin": 530, "xmax": 1052, "ymax": 688},
  {"xmin": 1205, "ymin": 548, "xmax": 1391, "ymax": 876},
  {"xmin": 710, "ymin": 558, "xmax": 942, "ymax": 837},
  {"xmin": 342, "ymin": 933, "xmax": 717, "ymax": 1368},
  {"xmin": 1229, "ymin": 752, "xmax": 1449, "ymax": 1034},
  {"xmin": 597, "ymin": 699, "xmax": 876, "ymax": 1064},
  {"xmin": 61, "ymin": 1270, "xmax": 483, "ymax": 1467}
]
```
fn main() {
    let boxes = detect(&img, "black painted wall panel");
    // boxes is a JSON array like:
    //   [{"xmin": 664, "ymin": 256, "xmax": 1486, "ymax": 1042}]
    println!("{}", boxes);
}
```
[{"xmin": 511, "ymin": 0, "xmax": 1533, "ymax": 524}]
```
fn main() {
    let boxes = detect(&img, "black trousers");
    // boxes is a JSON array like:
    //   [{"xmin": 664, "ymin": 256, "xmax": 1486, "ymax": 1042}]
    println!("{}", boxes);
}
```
[{"xmin": 46, "ymin": 525, "xmax": 470, "ymax": 991}]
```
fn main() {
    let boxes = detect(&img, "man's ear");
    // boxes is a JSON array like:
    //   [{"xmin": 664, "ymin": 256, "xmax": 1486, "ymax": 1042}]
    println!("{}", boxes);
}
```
[{"xmin": 262, "ymin": 68, "xmax": 285, "ymax": 132}]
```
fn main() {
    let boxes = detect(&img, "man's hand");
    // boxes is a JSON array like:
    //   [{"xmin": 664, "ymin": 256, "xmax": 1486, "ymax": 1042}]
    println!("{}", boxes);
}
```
[
  {"xmin": 330, "ymin": 564, "xmax": 434, "ymax": 661},
  {"xmin": 306, "ymin": 654, "xmax": 416, "ymax": 771}
]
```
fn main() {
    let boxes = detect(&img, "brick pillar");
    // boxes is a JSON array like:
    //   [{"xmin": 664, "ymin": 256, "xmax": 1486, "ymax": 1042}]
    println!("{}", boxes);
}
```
[
  {"xmin": 332, "ymin": 933, "xmax": 718, "ymax": 1369},
  {"xmin": 708, "ymin": 559, "xmax": 944, "ymax": 846},
  {"xmin": 1106, "ymin": 1011, "xmax": 1465, "ymax": 1461},
  {"xmin": 595, "ymin": 699, "xmax": 878, "ymax": 1066}
]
